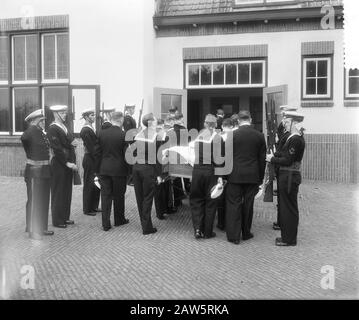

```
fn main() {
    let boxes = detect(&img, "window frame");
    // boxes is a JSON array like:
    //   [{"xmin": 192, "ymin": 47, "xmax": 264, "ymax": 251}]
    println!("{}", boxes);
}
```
[
  {"xmin": 0, "ymin": 36, "xmax": 9, "ymax": 85},
  {"xmin": 344, "ymin": 68, "xmax": 359, "ymax": 99},
  {"xmin": 0, "ymin": 88, "xmax": 10, "ymax": 135},
  {"xmin": 302, "ymin": 56, "xmax": 332, "ymax": 100},
  {"xmin": 12, "ymin": 86, "xmax": 40, "ymax": 135},
  {"xmin": 11, "ymin": 34, "xmax": 39, "ymax": 85},
  {"xmin": 41, "ymin": 32, "xmax": 70, "ymax": 84},
  {"xmin": 185, "ymin": 60, "xmax": 266, "ymax": 89}
]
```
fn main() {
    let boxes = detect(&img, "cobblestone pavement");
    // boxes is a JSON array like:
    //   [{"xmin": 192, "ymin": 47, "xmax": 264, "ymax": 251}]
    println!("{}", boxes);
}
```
[{"xmin": 0, "ymin": 177, "xmax": 358, "ymax": 300}]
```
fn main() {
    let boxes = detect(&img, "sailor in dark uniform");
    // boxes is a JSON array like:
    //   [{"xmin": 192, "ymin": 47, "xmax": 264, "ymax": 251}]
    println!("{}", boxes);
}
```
[
  {"xmin": 171, "ymin": 112, "xmax": 188, "ymax": 208},
  {"xmin": 154, "ymin": 119, "xmax": 169, "ymax": 220},
  {"xmin": 130, "ymin": 113, "xmax": 163, "ymax": 235},
  {"xmin": 95, "ymin": 111, "xmax": 129, "ymax": 231},
  {"xmin": 47, "ymin": 105, "xmax": 77, "ymax": 228},
  {"xmin": 123, "ymin": 104, "xmax": 137, "ymax": 132},
  {"xmin": 216, "ymin": 118, "xmax": 234, "ymax": 231},
  {"xmin": 99, "ymin": 108, "xmax": 115, "ymax": 130},
  {"xmin": 190, "ymin": 114, "xmax": 224, "ymax": 239},
  {"xmin": 272, "ymin": 105, "xmax": 297, "ymax": 231},
  {"xmin": 80, "ymin": 108, "xmax": 100, "ymax": 216},
  {"xmin": 216, "ymin": 108, "xmax": 224, "ymax": 130},
  {"xmin": 21, "ymin": 109, "xmax": 53, "ymax": 240},
  {"xmin": 266, "ymin": 111, "xmax": 306, "ymax": 246}
]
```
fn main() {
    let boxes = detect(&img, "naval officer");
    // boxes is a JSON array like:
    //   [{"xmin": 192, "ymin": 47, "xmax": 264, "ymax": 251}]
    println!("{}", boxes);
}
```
[
  {"xmin": 266, "ymin": 111, "xmax": 306, "ymax": 246},
  {"xmin": 21, "ymin": 109, "xmax": 53, "ymax": 240},
  {"xmin": 47, "ymin": 105, "xmax": 77, "ymax": 228},
  {"xmin": 80, "ymin": 108, "xmax": 100, "ymax": 216}
]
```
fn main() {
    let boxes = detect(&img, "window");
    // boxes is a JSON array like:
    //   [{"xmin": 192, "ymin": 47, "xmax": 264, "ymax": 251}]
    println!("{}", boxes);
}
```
[
  {"xmin": 0, "ymin": 89, "xmax": 9, "ymax": 133},
  {"xmin": 43, "ymin": 86, "xmax": 69, "ymax": 129},
  {"xmin": 0, "ymin": 37, "xmax": 8, "ymax": 83},
  {"xmin": 303, "ymin": 57, "xmax": 331, "ymax": 99},
  {"xmin": 186, "ymin": 60, "xmax": 266, "ymax": 89},
  {"xmin": 345, "ymin": 68, "xmax": 359, "ymax": 98},
  {"xmin": 13, "ymin": 87, "xmax": 39, "ymax": 134},
  {"xmin": 42, "ymin": 33, "xmax": 69, "ymax": 82},
  {"xmin": 12, "ymin": 35, "xmax": 38, "ymax": 83},
  {"xmin": 160, "ymin": 94, "xmax": 182, "ymax": 119}
]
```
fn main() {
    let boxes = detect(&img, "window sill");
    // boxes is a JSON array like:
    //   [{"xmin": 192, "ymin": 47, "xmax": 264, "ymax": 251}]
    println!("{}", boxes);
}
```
[
  {"xmin": 0, "ymin": 135, "xmax": 22, "ymax": 146},
  {"xmin": 301, "ymin": 101, "xmax": 334, "ymax": 108},
  {"xmin": 344, "ymin": 100, "xmax": 359, "ymax": 107}
]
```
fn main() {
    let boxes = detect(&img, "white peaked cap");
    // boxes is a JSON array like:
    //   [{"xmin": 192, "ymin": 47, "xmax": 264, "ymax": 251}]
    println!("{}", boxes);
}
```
[
  {"xmin": 24, "ymin": 109, "xmax": 45, "ymax": 122},
  {"xmin": 49, "ymin": 105, "xmax": 68, "ymax": 112}
]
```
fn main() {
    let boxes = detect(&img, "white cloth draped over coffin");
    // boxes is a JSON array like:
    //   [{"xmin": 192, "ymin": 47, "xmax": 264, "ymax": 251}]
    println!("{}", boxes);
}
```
[{"xmin": 162, "ymin": 142, "xmax": 196, "ymax": 167}]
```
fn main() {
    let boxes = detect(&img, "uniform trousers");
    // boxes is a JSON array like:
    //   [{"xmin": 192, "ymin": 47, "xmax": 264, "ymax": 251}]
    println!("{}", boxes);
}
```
[
  {"xmin": 82, "ymin": 154, "xmax": 100, "ymax": 213},
  {"xmin": 154, "ymin": 180, "xmax": 170, "ymax": 216},
  {"xmin": 51, "ymin": 159, "xmax": 73, "ymax": 226},
  {"xmin": 278, "ymin": 170, "xmax": 301, "ymax": 244},
  {"xmin": 190, "ymin": 166, "xmax": 217, "ymax": 237},
  {"xmin": 216, "ymin": 185, "xmax": 227, "ymax": 229},
  {"xmin": 225, "ymin": 183, "xmax": 258, "ymax": 241},
  {"xmin": 133, "ymin": 164, "xmax": 156, "ymax": 232},
  {"xmin": 25, "ymin": 176, "xmax": 51, "ymax": 234},
  {"xmin": 100, "ymin": 175, "xmax": 127, "ymax": 228}
]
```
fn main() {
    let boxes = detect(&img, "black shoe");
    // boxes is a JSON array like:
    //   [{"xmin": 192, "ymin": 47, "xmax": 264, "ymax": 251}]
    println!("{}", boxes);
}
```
[
  {"xmin": 29, "ymin": 232, "xmax": 42, "ymax": 240},
  {"xmin": 53, "ymin": 224, "xmax": 67, "ymax": 228},
  {"xmin": 204, "ymin": 232, "xmax": 216, "ymax": 239},
  {"xmin": 194, "ymin": 229, "xmax": 204, "ymax": 239},
  {"xmin": 216, "ymin": 224, "xmax": 225, "ymax": 231},
  {"xmin": 92, "ymin": 208, "xmax": 102, "ymax": 212},
  {"xmin": 103, "ymin": 226, "xmax": 112, "ymax": 231},
  {"xmin": 228, "ymin": 239, "xmax": 240, "ymax": 245},
  {"xmin": 43, "ymin": 230, "xmax": 54, "ymax": 236},
  {"xmin": 166, "ymin": 207, "xmax": 177, "ymax": 214},
  {"xmin": 143, "ymin": 227, "xmax": 157, "ymax": 235},
  {"xmin": 275, "ymin": 237, "xmax": 296, "ymax": 246},
  {"xmin": 242, "ymin": 233, "xmax": 254, "ymax": 241},
  {"xmin": 114, "ymin": 219, "xmax": 129, "ymax": 226},
  {"xmin": 84, "ymin": 212, "xmax": 96, "ymax": 216},
  {"xmin": 65, "ymin": 220, "xmax": 74, "ymax": 225},
  {"xmin": 273, "ymin": 222, "xmax": 281, "ymax": 230},
  {"xmin": 156, "ymin": 215, "xmax": 166, "ymax": 220}
]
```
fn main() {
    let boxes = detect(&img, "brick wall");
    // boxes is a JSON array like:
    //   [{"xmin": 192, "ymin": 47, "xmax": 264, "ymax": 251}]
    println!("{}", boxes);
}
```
[{"xmin": 1, "ymin": 134, "xmax": 358, "ymax": 183}]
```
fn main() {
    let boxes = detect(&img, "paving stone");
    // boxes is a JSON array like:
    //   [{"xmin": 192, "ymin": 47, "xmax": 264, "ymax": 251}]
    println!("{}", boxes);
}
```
[{"xmin": 0, "ymin": 177, "xmax": 358, "ymax": 299}]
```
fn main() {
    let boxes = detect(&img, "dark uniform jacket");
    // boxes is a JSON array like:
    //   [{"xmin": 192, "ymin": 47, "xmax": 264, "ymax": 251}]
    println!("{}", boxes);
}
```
[
  {"xmin": 123, "ymin": 115, "xmax": 137, "ymax": 132},
  {"xmin": 21, "ymin": 125, "xmax": 51, "ymax": 178},
  {"xmin": 193, "ymin": 129, "xmax": 224, "ymax": 173},
  {"xmin": 80, "ymin": 125, "xmax": 98, "ymax": 161},
  {"xmin": 101, "ymin": 121, "xmax": 112, "ymax": 130},
  {"xmin": 227, "ymin": 124, "xmax": 266, "ymax": 184},
  {"xmin": 216, "ymin": 116, "xmax": 224, "ymax": 130},
  {"xmin": 95, "ymin": 125, "xmax": 129, "ymax": 177},
  {"xmin": 132, "ymin": 128, "xmax": 163, "ymax": 177},
  {"xmin": 271, "ymin": 134, "xmax": 305, "ymax": 168},
  {"xmin": 47, "ymin": 123, "xmax": 76, "ymax": 166}
]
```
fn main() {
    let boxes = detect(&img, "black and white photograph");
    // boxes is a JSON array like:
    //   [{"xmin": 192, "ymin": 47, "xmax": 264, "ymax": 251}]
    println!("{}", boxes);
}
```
[{"xmin": 0, "ymin": 0, "xmax": 358, "ymax": 308}]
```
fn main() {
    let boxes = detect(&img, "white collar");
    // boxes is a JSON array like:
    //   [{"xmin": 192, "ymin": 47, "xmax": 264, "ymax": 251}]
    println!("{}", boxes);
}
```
[
  {"xmin": 83, "ymin": 124, "xmax": 95, "ymax": 132},
  {"xmin": 135, "ymin": 129, "xmax": 157, "ymax": 143},
  {"xmin": 194, "ymin": 130, "xmax": 217, "ymax": 144},
  {"xmin": 239, "ymin": 122, "xmax": 251, "ymax": 126},
  {"xmin": 51, "ymin": 122, "xmax": 68, "ymax": 135}
]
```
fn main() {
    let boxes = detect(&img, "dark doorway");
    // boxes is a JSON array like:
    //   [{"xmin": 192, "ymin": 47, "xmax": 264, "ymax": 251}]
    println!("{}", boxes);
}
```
[
  {"xmin": 249, "ymin": 96, "xmax": 263, "ymax": 132},
  {"xmin": 210, "ymin": 96, "xmax": 240, "ymax": 118},
  {"xmin": 187, "ymin": 99, "xmax": 201, "ymax": 130}
]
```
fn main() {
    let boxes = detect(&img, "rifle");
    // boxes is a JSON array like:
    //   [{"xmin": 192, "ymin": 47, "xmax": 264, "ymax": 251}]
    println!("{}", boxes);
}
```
[
  {"xmin": 137, "ymin": 99, "xmax": 144, "ymax": 129},
  {"xmin": 263, "ymin": 99, "xmax": 277, "ymax": 202}
]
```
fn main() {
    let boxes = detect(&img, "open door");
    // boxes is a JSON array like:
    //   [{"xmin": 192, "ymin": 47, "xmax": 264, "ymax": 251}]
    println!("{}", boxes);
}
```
[
  {"xmin": 263, "ymin": 85, "xmax": 288, "ymax": 138},
  {"xmin": 153, "ymin": 87, "xmax": 187, "ymax": 126}
]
